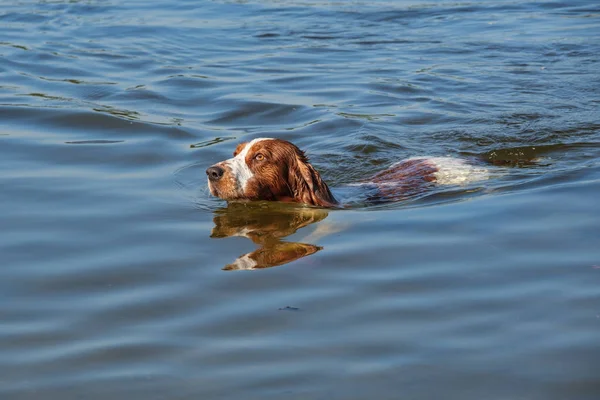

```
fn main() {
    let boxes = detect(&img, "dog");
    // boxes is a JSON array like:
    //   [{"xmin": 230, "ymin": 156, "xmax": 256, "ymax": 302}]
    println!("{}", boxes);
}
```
[{"xmin": 206, "ymin": 138, "xmax": 488, "ymax": 207}]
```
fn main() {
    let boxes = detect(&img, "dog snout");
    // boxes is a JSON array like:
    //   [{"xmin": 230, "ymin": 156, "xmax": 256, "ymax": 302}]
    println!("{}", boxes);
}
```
[{"xmin": 206, "ymin": 165, "xmax": 225, "ymax": 182}]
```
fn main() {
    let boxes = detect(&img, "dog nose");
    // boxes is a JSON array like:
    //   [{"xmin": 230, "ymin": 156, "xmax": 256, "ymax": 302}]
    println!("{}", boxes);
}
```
[{"xmin": 206, "ymin": 166, "xmax": 225, "ymax": 182}]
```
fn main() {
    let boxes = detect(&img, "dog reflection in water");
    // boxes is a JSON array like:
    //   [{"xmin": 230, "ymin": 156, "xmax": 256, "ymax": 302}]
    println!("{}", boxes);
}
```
[{"xmin": 211, "ymin": 202, "xmax": 330, "ymax": 270}]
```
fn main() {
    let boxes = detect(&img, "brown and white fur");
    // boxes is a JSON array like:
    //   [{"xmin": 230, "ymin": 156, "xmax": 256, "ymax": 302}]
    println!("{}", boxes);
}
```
[{"xmin": 206, "ymin": 138, "xmax": 488, "ymax": 207}]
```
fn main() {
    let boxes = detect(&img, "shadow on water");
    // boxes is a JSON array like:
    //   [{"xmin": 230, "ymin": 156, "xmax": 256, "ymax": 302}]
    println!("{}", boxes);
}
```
[{"xmin": 210, "ymin": 202, "xmax": 329, "ymax": 270}]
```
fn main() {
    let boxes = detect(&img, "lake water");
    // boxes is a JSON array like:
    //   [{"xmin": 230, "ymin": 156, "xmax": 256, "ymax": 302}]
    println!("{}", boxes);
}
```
[{"xmin": 1, "ymin": 0, "xmax": 599, "ymax": 399}]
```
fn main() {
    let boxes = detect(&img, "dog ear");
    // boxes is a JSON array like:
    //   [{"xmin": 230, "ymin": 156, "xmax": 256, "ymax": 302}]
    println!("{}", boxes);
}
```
[
  {"xmin": 289, "ymin": 149, "xmax": 337, "ymax": 207},
  {"xmin": 233, "ymin": 142, "xmax": 248, "ymax": 157}
]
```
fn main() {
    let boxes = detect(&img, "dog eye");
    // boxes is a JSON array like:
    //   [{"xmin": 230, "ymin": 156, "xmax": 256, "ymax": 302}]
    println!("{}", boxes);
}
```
[{"xmin": 255, "ymin": 153, "xmax": 265, "ymax": 161}]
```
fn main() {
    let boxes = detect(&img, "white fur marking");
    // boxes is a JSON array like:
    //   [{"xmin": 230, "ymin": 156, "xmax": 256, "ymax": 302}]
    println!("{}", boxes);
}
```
[
  {"xmin": 426, "ymin": 157, "xmax": 489, "ymax": 185},
  {"xmin": 225, "ymin": 138, "xmax": 273, "ymax": 192}
]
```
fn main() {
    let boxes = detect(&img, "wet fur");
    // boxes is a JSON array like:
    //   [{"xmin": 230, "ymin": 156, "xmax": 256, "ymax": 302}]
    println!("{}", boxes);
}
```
[
  {"xmin": 209, "ymin": 139, "xmax": 337, "ymax": 207},
  {"xmin": 207, "ymin": 138, "xmax": 488, "ymax": 208}
]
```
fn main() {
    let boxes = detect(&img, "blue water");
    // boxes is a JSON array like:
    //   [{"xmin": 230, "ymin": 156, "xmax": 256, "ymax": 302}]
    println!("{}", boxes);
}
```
[{"xmin": 1, "ymin": 1, "xmax": 599, "ymax": 399}]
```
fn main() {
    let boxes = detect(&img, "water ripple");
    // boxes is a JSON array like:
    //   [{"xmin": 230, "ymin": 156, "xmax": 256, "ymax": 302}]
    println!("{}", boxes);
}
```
[{"xmin": 1, "ymin": 1, "xmax": 600, "ymax": 399}]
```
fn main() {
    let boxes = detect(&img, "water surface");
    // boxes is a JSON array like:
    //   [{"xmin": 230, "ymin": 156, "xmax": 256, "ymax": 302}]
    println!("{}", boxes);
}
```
[{"xmin": 1, "ymin": 1, "xmax": 599, "ymax": 399}]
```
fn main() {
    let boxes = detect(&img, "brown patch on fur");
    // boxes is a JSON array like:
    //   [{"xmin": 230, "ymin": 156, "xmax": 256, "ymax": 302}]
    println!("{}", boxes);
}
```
[
  {"xmin": 368, "ymin": 159, "xmax": 438, "ymax": 202},
  {"xmin": 370, "ymin": 159, "xmax": 438, "ymax": 183}
]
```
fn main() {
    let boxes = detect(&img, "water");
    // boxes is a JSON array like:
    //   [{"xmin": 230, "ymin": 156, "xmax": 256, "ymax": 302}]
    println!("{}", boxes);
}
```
[{"xmin": 1, "ymin": 0, "xmax": 599, "ymax": 399}]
